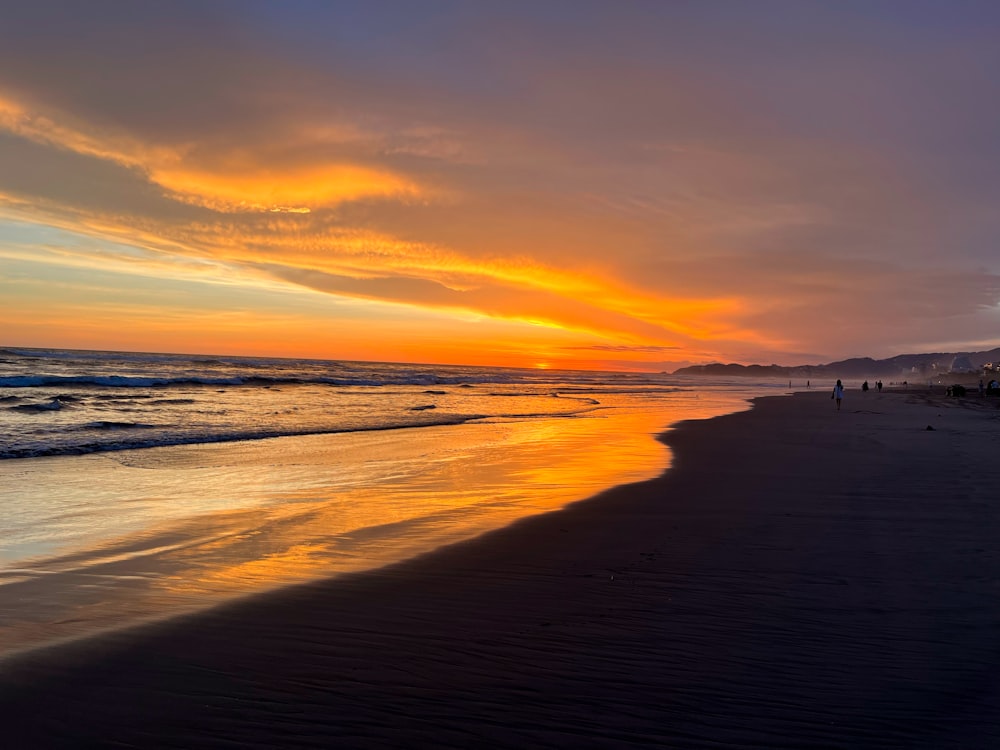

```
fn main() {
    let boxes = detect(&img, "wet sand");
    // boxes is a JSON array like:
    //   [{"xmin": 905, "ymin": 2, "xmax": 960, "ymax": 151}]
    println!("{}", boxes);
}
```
[{"xmin": 2, "ymin": 390, "xmax": 1000, "ymax": 748}]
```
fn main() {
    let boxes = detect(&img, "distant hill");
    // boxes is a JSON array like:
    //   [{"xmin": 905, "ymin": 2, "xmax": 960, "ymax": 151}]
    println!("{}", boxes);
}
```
[{"xmin": 672, "ymin": 348, "xmax": 1000, "ymax": 379}]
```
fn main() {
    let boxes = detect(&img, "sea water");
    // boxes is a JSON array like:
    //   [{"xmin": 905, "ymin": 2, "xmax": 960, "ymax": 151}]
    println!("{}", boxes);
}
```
[{"xmin": 0, "ymin": 347, "xmax": 787, "ymax": 653}]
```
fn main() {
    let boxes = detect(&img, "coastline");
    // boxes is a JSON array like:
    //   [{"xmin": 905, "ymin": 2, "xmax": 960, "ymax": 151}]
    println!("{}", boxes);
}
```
[
  {"xmin": 0, "ymin": 402, "xmax": 698, "ymax": 655},
  {"xmin": 3, "ymin": 390, "xmax": 999, "ymax": 747}
]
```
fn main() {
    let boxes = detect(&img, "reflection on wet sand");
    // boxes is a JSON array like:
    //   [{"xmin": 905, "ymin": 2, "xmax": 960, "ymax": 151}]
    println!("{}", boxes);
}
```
[{"xmin": 0, "ymin": 396, "xmax": 749, "ymax": 654}]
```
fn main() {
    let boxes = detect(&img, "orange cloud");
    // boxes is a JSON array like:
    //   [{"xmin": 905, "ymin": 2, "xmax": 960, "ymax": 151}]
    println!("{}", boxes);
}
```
[
  {"xmin": 0, "ymin": 92, "xmax": 177, "ymax": 171},
  {"xmin": 0, "ymin": 93, "xmax": 424, "ymax": 213},
  {"xmin": 149, "ymin": 163, "xmax": 422, "ymax": 213}
]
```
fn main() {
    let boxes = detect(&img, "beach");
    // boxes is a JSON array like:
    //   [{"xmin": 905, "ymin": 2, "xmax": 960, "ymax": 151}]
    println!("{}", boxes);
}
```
[{"xmin": 2, "ymin": 389, "xmax": 999, "ymax": 748}]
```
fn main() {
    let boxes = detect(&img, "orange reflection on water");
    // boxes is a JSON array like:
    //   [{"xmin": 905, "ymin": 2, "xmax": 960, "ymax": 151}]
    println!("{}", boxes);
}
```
[
  {"xmin": 155, "ymin": 408, "xmax": 672, "ymax": 596},
  {"xmin": 0, "ymin": 393, "xmax": 750, "ymax": 654}
]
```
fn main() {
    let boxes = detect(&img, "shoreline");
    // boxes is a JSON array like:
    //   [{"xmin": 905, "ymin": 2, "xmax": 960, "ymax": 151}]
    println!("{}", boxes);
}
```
[
  {"xmin": 3, "ymin": 390, "xmax": 1000, "ymax": 747},
  {"xmin": 0, "ymin": 402, "xmax": 695, "ymax": 656},
  {"xmin": 1, "ymin": 383, "xmax": 762, "ymax": 657}
]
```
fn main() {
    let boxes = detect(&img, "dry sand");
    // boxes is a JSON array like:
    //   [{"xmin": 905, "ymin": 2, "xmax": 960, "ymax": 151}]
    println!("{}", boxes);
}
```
[{"xmin": 2, "ymin": 390, "xmax": 999, "ymax": 748}]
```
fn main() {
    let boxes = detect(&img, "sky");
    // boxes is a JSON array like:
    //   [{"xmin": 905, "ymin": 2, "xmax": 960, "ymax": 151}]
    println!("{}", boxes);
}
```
[{"xmin": 2, "ymin": 1, "xmax": 1000, "ymax": 371}]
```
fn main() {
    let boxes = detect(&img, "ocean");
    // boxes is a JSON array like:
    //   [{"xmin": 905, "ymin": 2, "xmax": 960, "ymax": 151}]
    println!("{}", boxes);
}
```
[{"xmin": 0, "ymin": 347, "xmax": 788, "ymax": 654}]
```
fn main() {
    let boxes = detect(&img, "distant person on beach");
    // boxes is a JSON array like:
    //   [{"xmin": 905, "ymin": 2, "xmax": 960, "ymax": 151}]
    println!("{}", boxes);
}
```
[
  {"xmin": 832, "ymin": 379, "xmax": 844, "ymax": 411},
  {"xmin": 876, "ymin": 380, "xmax": 882, "ymax": 392},
  {"xmin": 862, "ymin": 380, "xmax": 869, "ymax": 393}
]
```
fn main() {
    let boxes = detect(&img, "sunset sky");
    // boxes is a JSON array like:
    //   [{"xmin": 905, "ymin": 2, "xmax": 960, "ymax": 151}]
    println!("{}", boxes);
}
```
[{"xmin": 2, "ymin": 1, "xmax": 1000, "ymax": 371}]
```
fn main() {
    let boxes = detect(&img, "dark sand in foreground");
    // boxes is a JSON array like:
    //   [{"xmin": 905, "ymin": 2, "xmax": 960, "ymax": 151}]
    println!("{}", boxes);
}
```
[{"xmin": 2, "ymin": 391, "xmax": 1000, "ymax": 748}]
